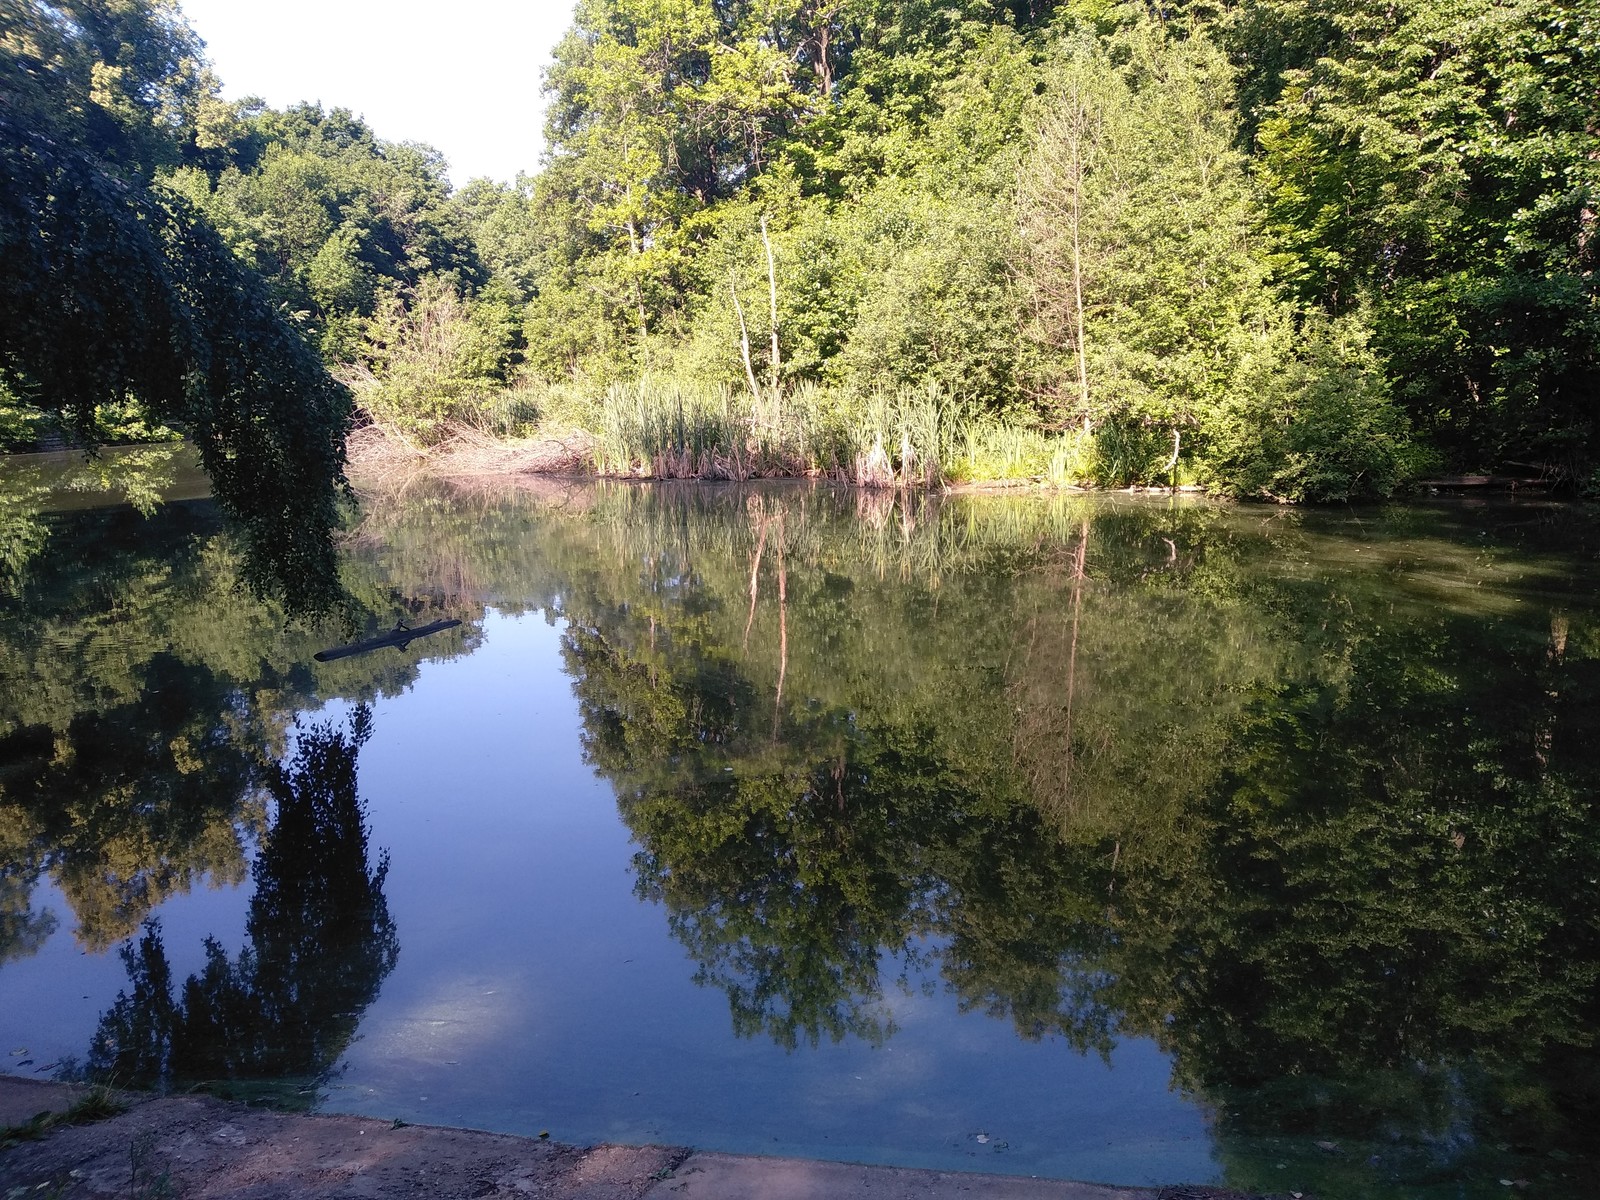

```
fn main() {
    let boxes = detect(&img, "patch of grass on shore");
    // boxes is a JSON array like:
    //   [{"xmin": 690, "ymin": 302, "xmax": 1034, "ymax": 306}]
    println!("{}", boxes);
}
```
[{"xmin": 0, "ymin": 1085, "xmax": 127, "ymax": 1148}]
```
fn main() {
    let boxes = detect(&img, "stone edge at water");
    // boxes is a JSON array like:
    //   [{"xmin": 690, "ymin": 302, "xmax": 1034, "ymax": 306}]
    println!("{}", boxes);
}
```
[{"xmin": 0, "ymin": 1076, "xmax": 1165, "ymax": 1199}]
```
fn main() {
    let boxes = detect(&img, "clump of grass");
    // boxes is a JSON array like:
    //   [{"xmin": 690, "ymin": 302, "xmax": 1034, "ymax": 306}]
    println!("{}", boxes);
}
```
[
  {"xmin": 843, "ymin": 385, "xmax": 946, "ymax": 488},
  {"xmin": 593, "ymin": 379, "xmax": 761, "ymax": 479},
  {"xmin": 0, "ymin": 1084, "xmax": 127, "ymax": 1148},
  {"xmin": 947, "ymin": 421, "xmax": 1091, "ymax": 486},
  {"xmin": 462, "ymin": 378, "xmax": 544, "ymax": 439},
  {"xmin": 586, "ymin": 377, "xmax": 969, "ymax": 486}
]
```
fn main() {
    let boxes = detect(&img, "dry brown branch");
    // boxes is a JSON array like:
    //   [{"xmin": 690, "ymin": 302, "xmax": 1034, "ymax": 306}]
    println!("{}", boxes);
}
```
[{"xmin": 347, "ymin": 421, "xmax": 595, "ymax": 485}]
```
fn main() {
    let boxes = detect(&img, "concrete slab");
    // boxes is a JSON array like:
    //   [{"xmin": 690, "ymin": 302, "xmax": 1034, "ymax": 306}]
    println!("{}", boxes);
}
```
[
  {"xmin": 657, "ymin": 1151, "xmax": 1156, "ymax": 1199},
  {"xmin": 1, "ymin": 1089, "xmax": 682, "ymax": 1199}
]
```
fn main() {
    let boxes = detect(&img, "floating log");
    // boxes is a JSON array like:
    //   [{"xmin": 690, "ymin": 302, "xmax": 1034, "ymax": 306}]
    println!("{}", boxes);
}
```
[{"xmin": 314, "ymin": 619, "xmax": 462, "ymax": 663}]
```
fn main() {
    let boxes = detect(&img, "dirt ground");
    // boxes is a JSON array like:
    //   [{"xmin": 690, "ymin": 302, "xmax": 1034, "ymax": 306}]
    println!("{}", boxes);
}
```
[{"xmin": 0, "ymin": 1076, "xmax": 1179, "ymax": 1199}]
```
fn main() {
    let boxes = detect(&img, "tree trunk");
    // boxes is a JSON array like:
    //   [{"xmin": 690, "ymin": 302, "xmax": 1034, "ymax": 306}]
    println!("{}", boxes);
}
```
[
  {"xmin": 761, "ymin": 214, "xmax": 781, "ymax": 396},
  {"xmin": 1070, "ymin": 131, "xmax": 1090, "ymax": 429},
  {"xmin": 626, "ymin": 218, "xmax": 647, "ymax": 341},
  {"xmin": 730, "ymin": 273, "xmax": 763, "ymax": 409}
]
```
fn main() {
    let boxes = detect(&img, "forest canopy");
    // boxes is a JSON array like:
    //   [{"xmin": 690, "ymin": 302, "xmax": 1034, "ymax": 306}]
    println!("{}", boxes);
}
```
[{"xmin": 1, "ymin": 0, "xmax": 1596, "ymax": 502}]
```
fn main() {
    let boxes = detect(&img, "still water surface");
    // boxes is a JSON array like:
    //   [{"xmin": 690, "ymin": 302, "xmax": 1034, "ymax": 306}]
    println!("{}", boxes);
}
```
[{"xmin": 2, "ymin": 451, "xmax": 1598, "ymax": 1198}]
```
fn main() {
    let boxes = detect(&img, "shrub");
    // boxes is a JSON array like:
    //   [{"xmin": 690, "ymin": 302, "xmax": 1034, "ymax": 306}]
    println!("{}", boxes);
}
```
[
  {"xmin": 1087, "ymin": 418, "xmax": 1173, "ymax": 487},
  {"xmin": 1202, "ymin": 313, "xmax": 1414, "ymax": 502},
  {"xmin": 351, "ymin": 279, "xmax": 516, "ymax": 444}
]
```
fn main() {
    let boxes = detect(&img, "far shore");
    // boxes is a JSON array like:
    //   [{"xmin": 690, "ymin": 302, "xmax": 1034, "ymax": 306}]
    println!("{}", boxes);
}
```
[
  {"xmin": 343, "ymin": 425, "xmax": 1557, "ymax": 503},
  {"xmin": 343, "ymin": 423, "xmax": 1210, "ymax": 497}
]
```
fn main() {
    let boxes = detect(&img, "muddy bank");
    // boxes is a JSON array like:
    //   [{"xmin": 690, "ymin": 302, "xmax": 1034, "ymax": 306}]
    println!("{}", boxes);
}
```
[{"xmin": 1, "ymin": 1077, "xmax": 1200, "ymax": 1199}]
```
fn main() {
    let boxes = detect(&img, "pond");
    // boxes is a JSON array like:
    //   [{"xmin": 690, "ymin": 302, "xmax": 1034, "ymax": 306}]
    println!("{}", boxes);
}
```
[{"xmin": 2, "ymin": 450, "xmax": 1598, "ymax": 1199}]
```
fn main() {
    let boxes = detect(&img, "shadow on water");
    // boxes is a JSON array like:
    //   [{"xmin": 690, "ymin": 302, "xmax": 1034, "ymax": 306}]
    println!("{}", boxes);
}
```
[
  {"xmin": 0, "ymin": 444, "xmax": 347, "ymax": 617},
  {"xmin": 80, "ymin": 706, "xmax": 397, "ymax": 1108}
]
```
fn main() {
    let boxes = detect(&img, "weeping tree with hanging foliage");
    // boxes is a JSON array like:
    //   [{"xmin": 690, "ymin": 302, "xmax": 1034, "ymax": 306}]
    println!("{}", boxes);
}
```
[{"xmin": 0, "ymin": 0, "xmax": 350, "ymax": 611}]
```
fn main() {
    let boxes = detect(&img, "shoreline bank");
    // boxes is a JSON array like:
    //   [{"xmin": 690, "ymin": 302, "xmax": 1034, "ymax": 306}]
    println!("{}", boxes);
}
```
[
  {"xmin": 0, "ymin": 1077, "xmax": 1242, "ymax": 1200},
  {"xmin": 341, "ymin": 424, "xmax": 1207, "ymax": 497}
]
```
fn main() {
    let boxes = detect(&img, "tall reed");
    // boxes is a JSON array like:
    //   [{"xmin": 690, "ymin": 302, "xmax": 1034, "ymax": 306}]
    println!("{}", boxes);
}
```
[
  {"xmin": 585, "ymin": 377, "xmax": 978, "ymax": 487},
  {"xmin": 441, "ymin": 374, "xmax": 1100, "ymax": 490}
]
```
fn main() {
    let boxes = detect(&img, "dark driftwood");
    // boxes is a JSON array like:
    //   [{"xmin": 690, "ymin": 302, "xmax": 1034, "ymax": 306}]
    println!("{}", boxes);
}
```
[
  {"xmin": 1417, "ymin": 475, "xmax": 1532, "ymax": 489},
  {"xmin": 314, "ymin": 619, "xmax": 462, "ymax": 662}
]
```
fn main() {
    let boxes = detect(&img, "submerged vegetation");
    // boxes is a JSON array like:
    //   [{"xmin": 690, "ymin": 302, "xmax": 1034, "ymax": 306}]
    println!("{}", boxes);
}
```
[{"xmin": 4, "ymin": 0, "xmax": 1596, "ymax": 500}]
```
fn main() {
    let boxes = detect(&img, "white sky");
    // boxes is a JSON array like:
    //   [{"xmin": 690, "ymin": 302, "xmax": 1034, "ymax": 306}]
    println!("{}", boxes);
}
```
[{"xmin": 178, "ymin": 0, "xmax": 578, "ymax": 187}]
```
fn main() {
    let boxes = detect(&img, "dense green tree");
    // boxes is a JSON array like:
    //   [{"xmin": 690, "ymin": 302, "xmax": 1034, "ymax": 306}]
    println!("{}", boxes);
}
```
[
  {"xmin": 8, "ymin": 0, "xmax": 1598, "ymax": 494},
  {"xmin": 1020, "ymin": 27, "xmax": 1272, "ymax": 451},
  {"xmin": 0, "ymin": 0, "xmax": 209, "ymax": 172},
  {"xmin": 165, "ymin": 102, "xmax": 484, "ymax": 362},
  {"xmin": 1201, "ymin": 309, "xmax": 1415, "ymax": 500},
  {"xmin": 480, "ymin": 0, "xmax": 1596, "ymax": 489},
  {"xmin": 1245, "ymin": 0, "xmax": 1600, "ymax": 475},
  {"xmin": 350, "ymin": 276, "xmax": 522, "ymax": 441}
]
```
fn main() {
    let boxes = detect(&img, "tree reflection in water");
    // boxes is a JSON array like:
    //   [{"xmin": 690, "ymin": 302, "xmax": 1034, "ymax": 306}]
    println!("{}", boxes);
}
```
[
  {"xmin": 86, "ymin": 706, "xmax": 397, "ymax": 1104},
  {"xmin": 549, "ymin": 487, "xmax": 1600, "ymax": 1194},
  {"xmin": 8, "ymin": 474, "xmax": 1598, "ymax": 1194}
]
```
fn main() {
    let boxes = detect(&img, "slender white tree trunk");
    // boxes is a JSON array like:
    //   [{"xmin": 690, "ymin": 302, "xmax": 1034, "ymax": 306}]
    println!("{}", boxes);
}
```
[
  {"xmin": 761, "ymin": 214, "xmax": 781, "ymax": 396},
  {"xmin": 1071, "ymin": 165, "xmax": 1090, "ymax": 431},
  {"xmin": 730, "ymin": 274, "xmax": 763, "ymax": 409}
]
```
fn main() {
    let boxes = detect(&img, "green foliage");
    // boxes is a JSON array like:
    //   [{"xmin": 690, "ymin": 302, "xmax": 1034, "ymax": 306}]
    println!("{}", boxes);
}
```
[
  {"xmin": 837, "ymin": 195, "xmax": 1037, "ymax": 410},
  {"xmin": 350, "ymin": 278, "xmax": 519, "ymax": 443},
  {"xmin": 482, "ymin": 0, "xmax": 1598, "ymax": 493},
  {"xmin": 1202, "ymin": 313, "xmax": 1415, "ymax": 502},
  {"xmin": 1084, "ymin": 418, "xmax": 1172, "ymax": 488},
  {"xmin": 1246, "ymin": 0, "xmax": 1600, "ymax": 474},
  {"xmin": 166, "ymin": 102, "xmax": 484, "ymax": 365},
  {"xmin": 532, "ymin": 4, "xmax": 1058, "ymax": 405},
  {"xmin": 0, "ymin": 0, "xmax": 210, "ymax": 173},
  {"xmin": 946, "ymin": 422, "xmax": 1090, "ymax": 485},
  {"xmin": 1, "ymin": 2, "xmax": 352, "ymax": 609},
  {"xmin": 1020, "ymin": 24, "xmax": 1279, "ymax": 441},
  {"xmin": 583, "ymin": 375, "xmax": 986, "ymax": 485}
]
